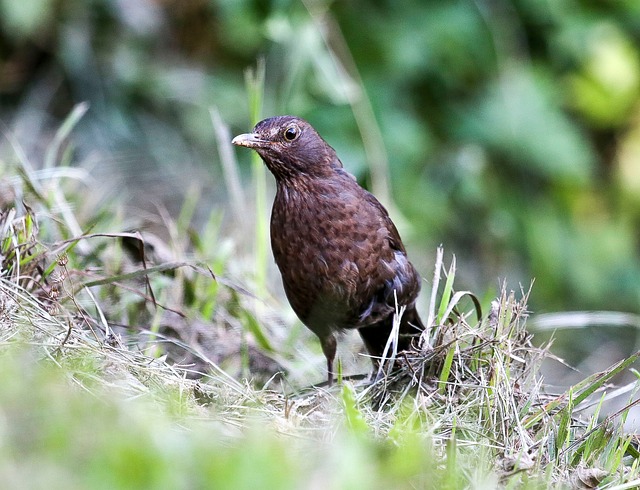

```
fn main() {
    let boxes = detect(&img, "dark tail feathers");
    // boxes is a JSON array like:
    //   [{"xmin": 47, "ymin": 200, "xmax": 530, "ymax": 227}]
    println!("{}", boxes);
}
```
[{"xmin": 357, "ymin": 305, "xmax": 424, "ymax": 366}]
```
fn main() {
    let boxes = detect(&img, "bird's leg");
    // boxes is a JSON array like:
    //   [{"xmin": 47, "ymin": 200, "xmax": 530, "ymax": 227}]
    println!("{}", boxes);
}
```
[{"xmin": 320, "ymin": 334, "xmax": 337, "ymax": 386}]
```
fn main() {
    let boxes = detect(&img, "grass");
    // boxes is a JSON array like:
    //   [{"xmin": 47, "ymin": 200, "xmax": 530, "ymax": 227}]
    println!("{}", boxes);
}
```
[
  {"xmin": 245, "ymin": 59, "xmax": 269, "ymax": 299},
  {"xmin": 1, "ymin": 107, "xmax": 640, "ymax": 489}
]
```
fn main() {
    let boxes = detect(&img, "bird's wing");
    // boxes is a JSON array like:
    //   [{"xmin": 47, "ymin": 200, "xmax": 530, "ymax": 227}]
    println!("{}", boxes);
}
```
[{"xmin": 360, "ymin": 190, "xmax": 407, "ymax": 254}]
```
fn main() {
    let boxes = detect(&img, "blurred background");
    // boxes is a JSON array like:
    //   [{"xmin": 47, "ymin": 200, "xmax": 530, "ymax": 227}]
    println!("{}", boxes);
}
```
[{"xmin": 1, "ymin": 0, "xmax": 640, "ymax": 385}]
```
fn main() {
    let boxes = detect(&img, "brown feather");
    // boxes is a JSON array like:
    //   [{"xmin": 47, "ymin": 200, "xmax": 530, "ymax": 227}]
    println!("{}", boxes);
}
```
[{"xmin": 232, "ymin": 116, "xmax": 424, "ymax": 384}]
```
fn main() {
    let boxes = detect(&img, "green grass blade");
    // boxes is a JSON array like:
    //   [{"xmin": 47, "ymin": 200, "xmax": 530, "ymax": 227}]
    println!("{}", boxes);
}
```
[
  {"xmin": 244, "ymin": 58, "xmax": 268, "ymax": 297},
  {"xmin": 436, "ymin": 255, "xmax": 456, "ymax": 324},
  {"xmin": 438, "ymin": 346, "xmax": 455, "ymax": 395},
  {"xmin": 44, "ymin": 102, "xmax": 90, "ymax": 169},
  {"xmin": 341, "ymin": 382, "xmax": 369, "ymax": 435},
  {"xmin": 241, "ymin": 309, "xmax": 274, "ymax": 353}
]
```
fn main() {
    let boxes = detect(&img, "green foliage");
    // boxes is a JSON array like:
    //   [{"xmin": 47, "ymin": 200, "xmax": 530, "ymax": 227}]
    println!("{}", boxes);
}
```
[
  {"xmin": 2, "ymin": 151, "xmax": 640, "ymax": 487},
  {"xmin": 3, "ymin": 3, "xmax": 640, "ymax": 488},
  {"xmin": 2, "ymin": 0, "xmax": 640, "ymax": 313}
]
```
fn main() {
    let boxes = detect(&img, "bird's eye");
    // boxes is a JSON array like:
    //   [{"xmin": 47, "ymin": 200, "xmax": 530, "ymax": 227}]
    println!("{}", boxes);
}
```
[{"xmin": 283, "ymin": 125, "xmax": 300, "ymax": 142}]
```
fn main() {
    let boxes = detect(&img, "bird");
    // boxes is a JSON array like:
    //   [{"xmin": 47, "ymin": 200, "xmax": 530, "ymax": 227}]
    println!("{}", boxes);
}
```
[{"xmin": 232, "ymin": 116, "xmax": 424, "ymax": 385}]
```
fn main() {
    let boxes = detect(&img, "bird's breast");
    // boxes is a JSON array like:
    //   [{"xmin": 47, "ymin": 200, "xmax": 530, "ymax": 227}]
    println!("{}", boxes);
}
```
[
  {"xmin": 269, "ymin": 179, "xmax": 396, "ymax": 327},
  {"xmin": 271, "ymin": 182, "xmax": 383, "ymax": 271}
]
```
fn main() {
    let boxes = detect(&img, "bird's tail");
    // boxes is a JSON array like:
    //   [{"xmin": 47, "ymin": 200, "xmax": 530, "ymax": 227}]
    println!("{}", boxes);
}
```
[{"xmin": 358, "ymin": 305, "xmax": 424, "ymax": 366}]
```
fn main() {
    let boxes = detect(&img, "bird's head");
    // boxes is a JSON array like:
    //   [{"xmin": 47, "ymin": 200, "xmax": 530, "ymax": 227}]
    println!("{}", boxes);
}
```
[{"xmin": 232, "ymin": 116, "xmax": 342, "ymax": 181}]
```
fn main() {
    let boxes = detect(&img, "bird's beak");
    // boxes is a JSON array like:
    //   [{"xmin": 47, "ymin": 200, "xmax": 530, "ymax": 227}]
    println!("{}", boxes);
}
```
[{"xmin": 231, "ymin": 132, "xmax": 268, "ymax": 148}]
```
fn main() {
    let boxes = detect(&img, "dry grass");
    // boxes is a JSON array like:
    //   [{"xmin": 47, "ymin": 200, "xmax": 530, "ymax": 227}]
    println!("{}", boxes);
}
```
[{"xmin": 2, "ymin": 114, "xmax": 640, "ymax": 488}]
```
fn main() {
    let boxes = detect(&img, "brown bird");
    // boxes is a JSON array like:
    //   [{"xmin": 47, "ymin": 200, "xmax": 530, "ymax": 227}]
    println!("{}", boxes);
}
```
[{"xmin": 232, "ymin": 116, "xmax": 423, "ymax": 385}]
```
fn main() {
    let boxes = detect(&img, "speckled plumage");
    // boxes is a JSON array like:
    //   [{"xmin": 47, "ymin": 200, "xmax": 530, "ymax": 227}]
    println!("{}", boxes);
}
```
[{"xmin": 232, "ymin": 116, "xmax": 423, "ymax": 384}]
